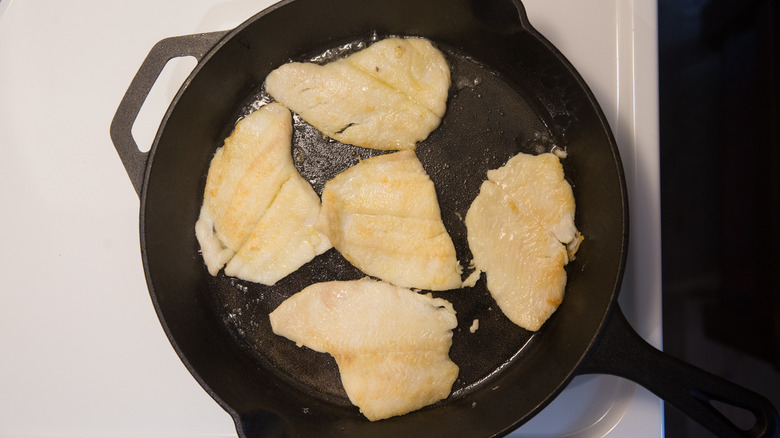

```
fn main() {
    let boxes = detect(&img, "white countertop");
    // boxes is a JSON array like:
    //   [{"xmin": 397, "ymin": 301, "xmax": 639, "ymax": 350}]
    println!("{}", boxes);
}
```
[{"xmin": 0, "ymin": 0, "xmax": 661, "ymax": 436}]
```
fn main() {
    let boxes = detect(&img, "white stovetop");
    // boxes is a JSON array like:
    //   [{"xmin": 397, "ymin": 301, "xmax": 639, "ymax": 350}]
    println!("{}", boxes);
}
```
[{"xmin": 0, "ymin": 0, "xmax": 661, "ymax": 436}]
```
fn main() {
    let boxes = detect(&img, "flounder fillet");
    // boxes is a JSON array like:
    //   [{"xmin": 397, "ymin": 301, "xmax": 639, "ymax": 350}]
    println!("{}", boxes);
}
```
[
  {"xmin": 269, "ymin": 278, "xmax": 459, "ymax": 421},
  {"xmin": 316, "ymin": 150, "xmax": 462, "ymax": 290},
  {"xmin": 195, "ymin": 103, "xmax": 331, "ymax": 284},
  {"xmin": 265, "ymin": 37, "xmax": 450, "ymax": 150},
  {"xmin": 465, "ymin": 152, "xmax": 583, "ymax": 331}
]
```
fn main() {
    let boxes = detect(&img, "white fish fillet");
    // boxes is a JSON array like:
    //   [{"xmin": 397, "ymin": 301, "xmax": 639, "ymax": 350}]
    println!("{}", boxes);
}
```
[
  {"xmin": 224, "ymin": 176, "xmax": 331, "ymax": 285},
  {"xmin": 194, "ymin": 103, "xmax": 331, "ymax": 284},
  {"xmin": 465, "ymin": 152, "xmax": 583, "ymax": 331},
  {"xmin": 265, "ymin": 37, "xmax": 450, "ymax": 150},
  {"xmin": 316, "ymin": 150, "xmax": 462, "ymax": 290},
  {"xmin": 269, "ymin": 278, "xmax": 459, "ymax": 421}
]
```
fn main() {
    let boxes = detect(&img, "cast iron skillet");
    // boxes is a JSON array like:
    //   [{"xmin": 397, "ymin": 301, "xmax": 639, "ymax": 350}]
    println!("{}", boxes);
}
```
[{"xmin": 110, "ymin": 0, "xmax": 779, "ymax": 436}]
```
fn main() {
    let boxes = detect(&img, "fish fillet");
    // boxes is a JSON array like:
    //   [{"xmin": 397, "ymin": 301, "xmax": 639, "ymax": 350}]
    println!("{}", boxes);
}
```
[
  {"xmin": 316, "ymin": 150, "xmax": 462, "ymax": 290},
  {"xmin": 224, "ymin": 176, "xmax": 331, "ymax": 285},
  {"xmin": 265, "ymin": 37, "xmax": 450, "ymax": 150},
  {"xmin": 465, "ymin": 152, "xmax": 583, "ymax": 331},
  {"xmin": 269, "ymin": 278, "xmax": 459, "ymax": 421},
  {"xmin": 195, "ymin": 103, "xmax": 331, "ymax": 284}
]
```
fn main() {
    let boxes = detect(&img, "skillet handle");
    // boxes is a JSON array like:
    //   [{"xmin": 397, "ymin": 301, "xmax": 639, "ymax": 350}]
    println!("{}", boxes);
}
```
[
  {"xmin": 579, "ymin": 306, "xmax": 779, "ymax": 438},
  {"xmin": 109, "ymin": 31, "xmax": 227, "ymax": 198}
]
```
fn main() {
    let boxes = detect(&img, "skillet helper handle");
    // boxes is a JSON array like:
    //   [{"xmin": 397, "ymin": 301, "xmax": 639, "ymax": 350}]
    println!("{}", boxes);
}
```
[
  {"xmin": 580, "ymin": 306, "xmax": 779, "ymax": 438},
  {"xmin": 110, "ymin": 31, "xmax": 227, "ymax": 198}
]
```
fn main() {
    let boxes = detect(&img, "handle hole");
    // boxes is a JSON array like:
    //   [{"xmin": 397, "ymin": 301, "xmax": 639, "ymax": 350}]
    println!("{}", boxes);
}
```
[
  {"xmin": 131, "ymin": 56, "xmax": 198, "ymax": 153},
  {"xmin": 710, "ymin": 399, "xmax": 759, "ymax": 432}
]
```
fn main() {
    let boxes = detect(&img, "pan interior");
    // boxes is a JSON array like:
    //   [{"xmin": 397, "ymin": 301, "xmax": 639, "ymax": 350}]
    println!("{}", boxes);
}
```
[{"xmin": 204, "ymin": 35, "xmax": 570, "ymax": 407}]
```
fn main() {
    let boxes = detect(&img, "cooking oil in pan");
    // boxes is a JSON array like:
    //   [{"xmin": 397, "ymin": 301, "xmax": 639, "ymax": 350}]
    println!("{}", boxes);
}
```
[{"xmin": 208, "ymin": 34, "xmax": 567, "ymax": 407}]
